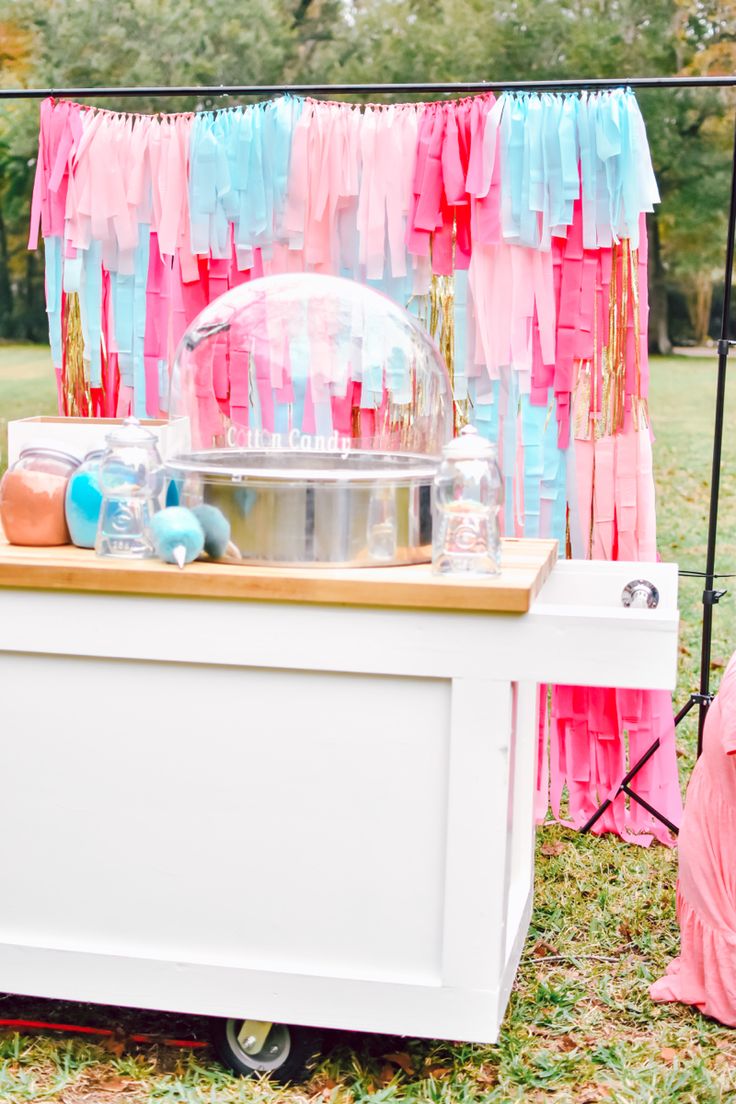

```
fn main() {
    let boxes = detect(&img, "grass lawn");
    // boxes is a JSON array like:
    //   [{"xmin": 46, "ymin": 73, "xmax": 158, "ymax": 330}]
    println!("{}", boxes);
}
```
[
  {"xmin": 0, "ymin": 343, "xmax": 59, "ymax": 473},
  {"xmin": 0, "ymin": 347, "xmax": 735, "ymax": 1102}
]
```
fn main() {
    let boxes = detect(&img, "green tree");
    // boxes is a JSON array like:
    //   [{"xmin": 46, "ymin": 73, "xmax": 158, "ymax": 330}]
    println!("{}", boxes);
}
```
[
  {"xmin": 0, "ymin": 0, "xmax": 341, "ymax": 336},
  {"xmin": 330, "ymin": 0, "xmax": 734, "ymax": 351},
  {"xmin": 0, "ymin": 16, "xmax": 40, "ymax": 337}
]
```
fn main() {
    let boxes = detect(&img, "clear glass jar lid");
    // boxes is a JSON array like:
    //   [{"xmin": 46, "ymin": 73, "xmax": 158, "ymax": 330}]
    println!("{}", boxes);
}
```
[
  {"xmin": 104, "ymin": 417, "xmax": 157, "ymax": 449},
  {"xmin": 441, "ymin": 425, "xmax": 495, "ymax": 461}
]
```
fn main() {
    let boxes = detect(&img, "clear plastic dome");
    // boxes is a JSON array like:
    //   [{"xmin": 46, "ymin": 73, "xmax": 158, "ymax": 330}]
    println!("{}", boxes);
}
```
[
  {"xmin": 169, "ymin": 273, "xmax": 453, "ymax": 456},
  {"xmin": 167, "ymin": 274, "xmax": 453, "ymax": 567}
]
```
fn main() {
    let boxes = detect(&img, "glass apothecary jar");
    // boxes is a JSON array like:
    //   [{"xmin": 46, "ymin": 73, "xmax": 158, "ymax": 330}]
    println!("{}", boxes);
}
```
[
  {"xmin": 432, "ymin": 425, "xmax": 502, "ymax": 576},
  {"xmin": 0, "ymin": 446, "xmax": 79, "ymax": 546},
  {"xmin": 96, "ymin": 419, "xmax": 165, "ymax": 559}
]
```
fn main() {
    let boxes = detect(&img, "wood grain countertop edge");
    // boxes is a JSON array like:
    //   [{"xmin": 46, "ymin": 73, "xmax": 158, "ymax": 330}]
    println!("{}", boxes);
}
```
[{"xmin": 0, "ymin": 538, "xmax": 559, "ymax": 614}]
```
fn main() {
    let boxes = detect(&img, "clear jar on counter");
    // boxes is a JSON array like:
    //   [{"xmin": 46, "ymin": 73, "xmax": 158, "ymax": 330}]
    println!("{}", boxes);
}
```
[
  {"xmin": 96, "ymin": 418, "xmax": 164, "ymax": 559},
  {"xmin": 0, "ymin": 446, "xmax": 80, "ymax": 546},
  {"xmin": 432, "ymin": 425, "xmax": 502, "ymax": 576}
]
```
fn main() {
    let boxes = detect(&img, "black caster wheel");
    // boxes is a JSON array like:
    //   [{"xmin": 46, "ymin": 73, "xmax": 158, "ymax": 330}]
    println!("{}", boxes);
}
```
[{"xmin": 211, "ymin": 1017, "xmax": 322, "ymax": 1081}]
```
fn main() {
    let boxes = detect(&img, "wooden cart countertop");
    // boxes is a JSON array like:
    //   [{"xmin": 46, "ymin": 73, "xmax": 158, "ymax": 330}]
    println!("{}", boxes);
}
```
[{"xmin": 0, "ymin": 537, "xmax": 558, "ymax": 613}]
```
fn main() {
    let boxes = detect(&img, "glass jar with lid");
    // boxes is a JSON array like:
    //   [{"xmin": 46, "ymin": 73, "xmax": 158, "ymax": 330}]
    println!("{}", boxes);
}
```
[
  {"xmin": 0, "ymin": 445, "xmax": 80, "ymax": 546},
  {"xmin": 96, "ymin": 418, "xmax": 165, "ymax": 558},
  {"xmin": 432, "ymin": 425, "xmax": 502, "ymax": 576}
]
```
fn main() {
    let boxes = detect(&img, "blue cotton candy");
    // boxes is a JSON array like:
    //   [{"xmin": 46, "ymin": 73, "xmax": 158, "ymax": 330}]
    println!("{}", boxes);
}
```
[
  {"xmin": 65, "ymin": 466, "xmax": 103, "ymax": 548},
  {"xmin": 191, "ymin": 504, "xmax": 231, "ymax": 560},
  {"xmin": 150, "ymin": 507, "xmax": 205, "ymax": 567}
]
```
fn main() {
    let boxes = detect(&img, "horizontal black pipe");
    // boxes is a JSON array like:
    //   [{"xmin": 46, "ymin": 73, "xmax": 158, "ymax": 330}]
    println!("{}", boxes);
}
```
[{"xmin": 2, "ymin": 76, "xmax": 736, "ymax": 100}]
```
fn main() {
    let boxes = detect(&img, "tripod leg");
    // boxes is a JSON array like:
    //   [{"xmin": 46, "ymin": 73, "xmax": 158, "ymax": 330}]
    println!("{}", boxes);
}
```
[
  {"xmin": 579, "ymin": 797, "xmax": 614, "ymax": 835},
  {"xmin": 579, "ymin": 738, "xmax": 664, "ymax": 835},
  {"xmin": 621, "ymin": 785, "xmax": 680, "ymax": 835},
  {"xmin": 674, "ymin": 695, "xmax": 698, "ymax": 727}
]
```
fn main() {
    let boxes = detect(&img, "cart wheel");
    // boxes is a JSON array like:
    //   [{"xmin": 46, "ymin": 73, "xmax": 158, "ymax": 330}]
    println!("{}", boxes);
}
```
[{"xmin": 211, "ymin": 1017, "xmax": 322, "ymax": 1081}]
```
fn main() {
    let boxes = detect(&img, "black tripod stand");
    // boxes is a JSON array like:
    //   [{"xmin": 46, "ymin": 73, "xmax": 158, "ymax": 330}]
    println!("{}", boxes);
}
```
[{"xmin": 581, "ymin": 108, "xmax": 736, "ymax": 837}]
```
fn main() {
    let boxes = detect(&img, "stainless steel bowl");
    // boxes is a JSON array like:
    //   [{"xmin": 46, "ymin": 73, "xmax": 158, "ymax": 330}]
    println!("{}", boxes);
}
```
[{"xmin": 166, "ymin": 449, "xmax": 439, "ymax": 567}]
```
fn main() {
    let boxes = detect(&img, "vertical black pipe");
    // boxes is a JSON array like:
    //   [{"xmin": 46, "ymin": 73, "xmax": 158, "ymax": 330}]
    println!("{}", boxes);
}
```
[{"xmin": 696, "ymin": 105, "xmax": 736, "ymax": 756}]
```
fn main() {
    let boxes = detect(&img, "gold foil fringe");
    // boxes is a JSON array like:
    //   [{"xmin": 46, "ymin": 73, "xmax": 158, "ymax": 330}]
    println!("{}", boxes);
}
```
[
  {"xmin": 429, "ymin": 273, "xmax": 454, "ymax": 371},
  {"xmin": 62, "ymin": 292, "xmax": 90, "ymax": 417},
  {"xmin": 572, "ymin": 239, "xmax": 644, "ymax": 442},
  {"xmin": 429, "ymin": 272, "xmax": 466, "ymax": 433}
]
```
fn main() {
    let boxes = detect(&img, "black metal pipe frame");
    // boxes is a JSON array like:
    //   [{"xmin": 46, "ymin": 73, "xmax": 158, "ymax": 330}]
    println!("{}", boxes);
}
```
[
  {"xmin": 2, "ymin": 76, "xmax": 736, "ymax": 99},
  {"xmin": 2, "ymin": 76, "xmax": 734, "ymax": 775}
]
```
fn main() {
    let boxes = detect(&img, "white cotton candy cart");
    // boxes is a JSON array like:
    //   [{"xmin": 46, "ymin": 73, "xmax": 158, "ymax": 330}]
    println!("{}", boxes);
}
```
[{"xmin": 0, "ymin": 537, "xmax": 678, "ymax": 1078}]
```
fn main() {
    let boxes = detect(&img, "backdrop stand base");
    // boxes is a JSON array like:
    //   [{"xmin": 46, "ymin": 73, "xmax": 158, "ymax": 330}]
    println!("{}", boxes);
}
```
[{"xmin": 579, "ymin": 737, "xmax": 680, "ymax": 837}]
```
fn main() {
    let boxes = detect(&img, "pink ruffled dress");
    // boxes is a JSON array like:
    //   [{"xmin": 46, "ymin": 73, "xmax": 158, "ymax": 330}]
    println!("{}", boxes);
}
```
[{"xmin": 650, "ymin": 652, "xmax": 736, "ymax": 1026}]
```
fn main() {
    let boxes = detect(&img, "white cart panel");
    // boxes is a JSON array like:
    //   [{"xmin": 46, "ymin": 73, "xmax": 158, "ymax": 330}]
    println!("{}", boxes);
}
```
[
  {"xmin": 0, "ymin": 541, "xmax": 678, "ymax": 1045},
  {"xmin": 1, "ymin": 654, "xmax": 453, "ymax": 986}
]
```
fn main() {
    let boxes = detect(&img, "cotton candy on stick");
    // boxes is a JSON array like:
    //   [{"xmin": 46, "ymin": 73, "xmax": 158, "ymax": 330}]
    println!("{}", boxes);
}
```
[
  {"xmin": 150, "ymin": 507, "xmax": 205, "ymax": 569},
  {"xmin": 191, "ymin": 504, "xmax": 232, "ymax": 559}
]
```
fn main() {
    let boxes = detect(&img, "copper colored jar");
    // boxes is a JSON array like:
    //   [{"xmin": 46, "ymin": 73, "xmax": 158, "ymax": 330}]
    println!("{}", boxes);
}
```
[{"xmin": 0, "ymin": 447, "xmax": 80, "ymax": 546}]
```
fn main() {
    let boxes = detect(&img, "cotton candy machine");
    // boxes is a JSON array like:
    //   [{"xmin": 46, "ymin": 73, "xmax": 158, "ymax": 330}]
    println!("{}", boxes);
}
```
[{"xmin": 167, "ymin": 274, "xmax": 453, "ymax": 566}]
